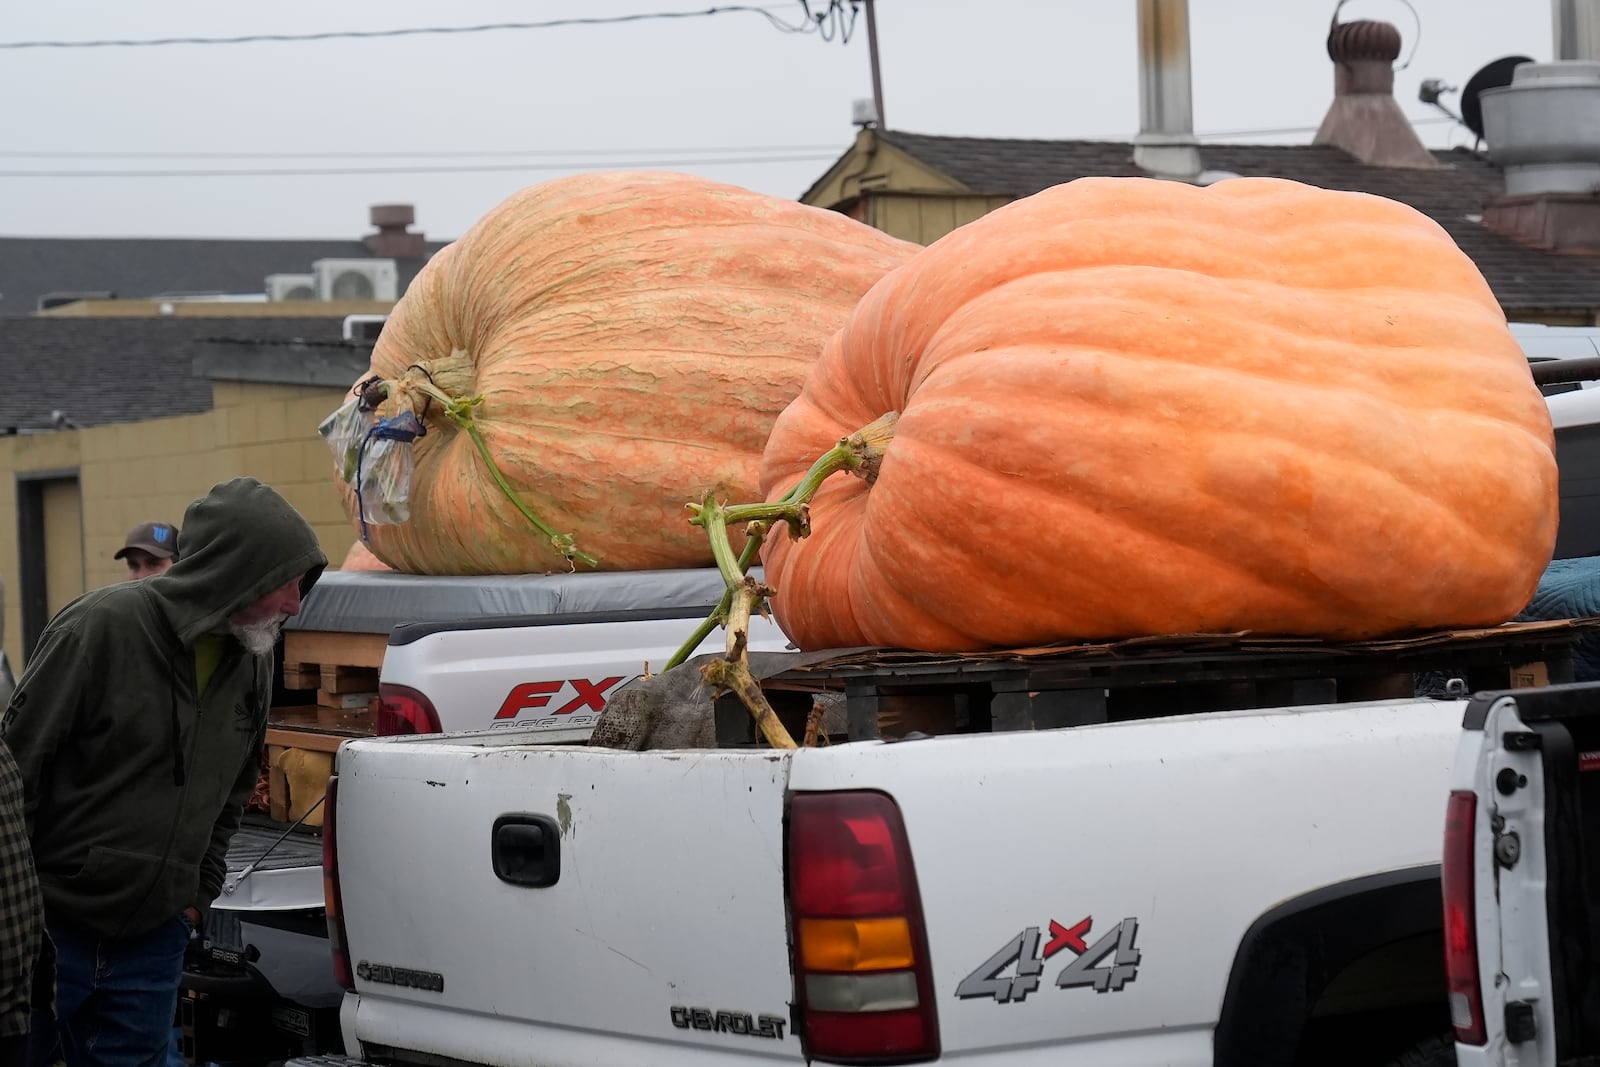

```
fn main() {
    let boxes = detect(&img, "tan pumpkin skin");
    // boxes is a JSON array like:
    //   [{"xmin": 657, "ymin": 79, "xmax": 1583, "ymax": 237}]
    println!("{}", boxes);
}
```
[
  {"xmin": 759, "ymin": 176, "xmax": 1559, "ymax": 652},
  {"xmin": 341, "ymin": 171, "xmax": 918, "ymax": 574}
]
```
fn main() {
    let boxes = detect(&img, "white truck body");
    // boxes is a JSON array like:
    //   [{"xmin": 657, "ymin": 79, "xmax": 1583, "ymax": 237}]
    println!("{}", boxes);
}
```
[{"xmin": 324, "ymin": 695, "xmax": 1470, "ymax": 1066}]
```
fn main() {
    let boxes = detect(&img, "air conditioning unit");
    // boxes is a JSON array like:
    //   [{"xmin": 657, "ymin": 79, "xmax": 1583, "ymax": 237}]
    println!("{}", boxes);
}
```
[
  {"xmin": 312, "ymin": 258, "xmax": 398, "ymax": 302},
  {"xmin": 265, "ymin": 274, "xmax": 318, "ymax": 302},
  {"xmin": 342, "ymin": 314, "xmax": 389, "ymax": 342}
]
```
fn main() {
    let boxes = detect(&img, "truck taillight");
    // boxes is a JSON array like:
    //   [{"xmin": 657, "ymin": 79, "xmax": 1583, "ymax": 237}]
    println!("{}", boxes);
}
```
[
  {"xmin": 786, "ymin": 791, "xmax": 939, "ymax": 1064},
  {"xmin": 1442, "ymin": 789, "xmax": 1486, "ymax": 1046},
  {"xmin": 322, "ymin": 774, "xmax": 355, "ymax": 991},
  {"xmin": 377, "ymin": 683, "xmax": 441, "ymax": 736}
]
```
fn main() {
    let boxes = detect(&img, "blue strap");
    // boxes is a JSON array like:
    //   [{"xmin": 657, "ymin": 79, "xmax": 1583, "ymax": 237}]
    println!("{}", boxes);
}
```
[{"xmin": 355, "ymin": 412, "xmax": 427, "ymax": 539}]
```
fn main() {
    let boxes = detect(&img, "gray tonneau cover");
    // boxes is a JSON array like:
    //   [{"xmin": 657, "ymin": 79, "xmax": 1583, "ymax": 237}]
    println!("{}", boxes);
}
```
[{"xmin": 288, "ymin": 566, "xmax": 753, "ymax": 635}]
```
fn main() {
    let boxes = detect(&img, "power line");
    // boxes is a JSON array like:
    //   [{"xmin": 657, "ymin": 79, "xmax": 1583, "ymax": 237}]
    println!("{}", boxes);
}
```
[
  {"xmin": 0, "ymin": 143, "xmax": 847, "ymax": 161},
  {"xmin": 0, "ymin": 115, "xmax": 1468, "ymax": 174},
  {"xmin": 0, "ymin": 6, "xmax": 816, "ymax": 50},
  {"xmin": 0, "ymin": 152, "xmax": 840, "ymax": 179},
  {"xmin": 1192, "ymin": 115, "xmax": 1456, "ymax": 139},
  {"xmin": 0, "ymin": 116, "xmax": 1461, "ymax": 163}
]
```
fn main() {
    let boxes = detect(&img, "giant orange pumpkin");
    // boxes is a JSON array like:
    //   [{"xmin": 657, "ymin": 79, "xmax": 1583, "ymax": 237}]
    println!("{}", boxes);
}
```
[
  {"xmin": 758, "ymin": 176, "xmax": 1559, "ymax": 652},
  {"xmin": 341, "ymin": 171, "xmax": 917, "ymax": 574}
]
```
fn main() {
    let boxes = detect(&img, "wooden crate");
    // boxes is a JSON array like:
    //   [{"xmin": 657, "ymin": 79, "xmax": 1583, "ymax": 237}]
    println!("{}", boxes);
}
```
[{"xmin": 713, "ymin": 618, "xmax": 1600, "ymax": 746}]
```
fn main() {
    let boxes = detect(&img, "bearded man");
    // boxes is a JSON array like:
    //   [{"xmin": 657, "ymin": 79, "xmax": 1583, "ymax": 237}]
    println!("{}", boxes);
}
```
[{"xmin": 1, "ymin": 477, "xmax": 326, "ymax": 1067}]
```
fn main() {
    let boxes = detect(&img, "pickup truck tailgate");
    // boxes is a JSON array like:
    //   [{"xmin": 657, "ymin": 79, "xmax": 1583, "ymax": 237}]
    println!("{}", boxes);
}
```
[
  {"xmin": 788, "ymin": 700, "xmax": 1464, "ymax": 1065},
  {"xmin": 1455, "ymin": 685, "xmax": 1600, "ymax": 1065},
  {"xmin": 334, "ymin": 735, "xmax": 802, "ymax": 1065}
]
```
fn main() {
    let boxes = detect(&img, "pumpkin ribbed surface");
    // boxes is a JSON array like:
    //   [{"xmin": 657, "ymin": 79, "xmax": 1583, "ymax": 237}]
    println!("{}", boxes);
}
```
[
  {"xmin": 343, "ymin": 171, "xmax": 917, "ymax": 574},
  {"xmin": 758, "ymin": 176, "xmax": 1559, "ymax": 652}
]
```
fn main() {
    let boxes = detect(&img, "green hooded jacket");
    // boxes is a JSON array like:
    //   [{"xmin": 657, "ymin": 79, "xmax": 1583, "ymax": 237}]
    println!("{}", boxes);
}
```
[{"xmin": 1, "ymin": 477, "xmax": 327, "ymax": 940}]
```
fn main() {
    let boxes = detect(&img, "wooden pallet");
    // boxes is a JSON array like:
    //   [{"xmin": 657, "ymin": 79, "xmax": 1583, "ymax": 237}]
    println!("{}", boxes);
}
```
[
  {"xmin": 712, "ymin": 618, "xmax": 1600, "ymax": 746},
  {"xmin": 280, "ymin": 630, "xmax": 387, "ymax": 734}
]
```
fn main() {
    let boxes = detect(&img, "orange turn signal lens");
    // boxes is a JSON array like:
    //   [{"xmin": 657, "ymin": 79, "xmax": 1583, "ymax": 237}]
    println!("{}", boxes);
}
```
[{"xmin": 798, "ymin": 917, "xmax": 915, "ymax": 972}]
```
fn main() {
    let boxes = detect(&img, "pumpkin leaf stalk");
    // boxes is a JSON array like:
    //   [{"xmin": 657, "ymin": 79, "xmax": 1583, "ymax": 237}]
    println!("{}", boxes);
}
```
[
  {"xmin": 402, "ymin": 378, "xmax": 599, "ymax": 570},
  {"xmin": 668, "ymin": 411, "xmax": 900, "ymax": 749}
]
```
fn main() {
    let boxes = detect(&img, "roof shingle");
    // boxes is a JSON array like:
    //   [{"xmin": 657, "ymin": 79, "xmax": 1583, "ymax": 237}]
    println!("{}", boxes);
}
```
[
  {"xmin": 877, "ymin": 131, "xmax": 1600, "ymax": 312},
  {"xmin": 0, "ymin": 316, "xmax": 360, "ymax": 432}
]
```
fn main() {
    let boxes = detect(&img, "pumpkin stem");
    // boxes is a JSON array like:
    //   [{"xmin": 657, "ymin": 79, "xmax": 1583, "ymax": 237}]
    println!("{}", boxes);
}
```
[
  {"xmin": 401, "ymin": 378, "xmax": 600, "ymax": 570},
  {"xmin": 664, "ymin": 411, "xmax": 901, "ymax": 748},
  {"xmin": 803, "ymin": 697, "xmax": 829, "ymax": 748}
]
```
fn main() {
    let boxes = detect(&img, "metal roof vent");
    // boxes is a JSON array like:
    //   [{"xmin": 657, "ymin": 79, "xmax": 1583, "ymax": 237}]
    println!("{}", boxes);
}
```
[{"xmin": 1481, "ymin": 60, "xmax": 1600, "ymax": 196}]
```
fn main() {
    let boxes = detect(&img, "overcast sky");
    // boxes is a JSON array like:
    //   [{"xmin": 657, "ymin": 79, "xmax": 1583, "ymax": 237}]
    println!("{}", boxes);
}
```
[{"xmin": 0, "ymin": 1, "xmax": 1555, "ymax": 240}]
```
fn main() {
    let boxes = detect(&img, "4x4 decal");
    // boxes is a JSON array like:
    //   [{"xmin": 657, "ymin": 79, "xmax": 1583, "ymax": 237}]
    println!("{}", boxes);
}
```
[{"xmin": 956, "ymin": 915, "xmax": 1142, "ymax": 1003}]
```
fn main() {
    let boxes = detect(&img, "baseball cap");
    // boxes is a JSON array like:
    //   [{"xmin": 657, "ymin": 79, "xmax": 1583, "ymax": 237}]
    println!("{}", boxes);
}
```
[{"xmin": 115, "ymin": 520, "xmax": 180, "ymax": 561}]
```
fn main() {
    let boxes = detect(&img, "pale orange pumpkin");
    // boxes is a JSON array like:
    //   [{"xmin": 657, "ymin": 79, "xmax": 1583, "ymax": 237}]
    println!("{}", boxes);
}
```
[
  {"xmin": 341, "ymin": 539, "xmax": 391, "ymax": 572},
  {"xmin": 759, "ymin": 176, "xmax": 1559, "ymax": 652},
  {"xmin": 341, "ymin": 171, "xmax": 917, "ymax": 574}
]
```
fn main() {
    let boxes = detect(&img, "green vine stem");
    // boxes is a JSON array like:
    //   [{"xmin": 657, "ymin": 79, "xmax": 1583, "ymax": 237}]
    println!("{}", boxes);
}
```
[
  {"xmin": 668, "ymin": 411, "xmax": 900, "ymax": 749},
  {"xmin": 401, "ymin": 378, "xmax": 599, "ymax": 569}
]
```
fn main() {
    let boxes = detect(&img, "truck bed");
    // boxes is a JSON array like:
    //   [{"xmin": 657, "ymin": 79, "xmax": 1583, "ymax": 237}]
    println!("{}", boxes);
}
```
[{"xmin": 215, "ymin": 819, "xmax": 326, "ymax": 912}]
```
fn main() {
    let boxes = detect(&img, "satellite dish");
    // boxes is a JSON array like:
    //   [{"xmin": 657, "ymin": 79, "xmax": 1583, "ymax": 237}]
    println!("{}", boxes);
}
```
[{"xmin": 1461, "ymin": 55, "xmax": 1534, "ymax": 142}]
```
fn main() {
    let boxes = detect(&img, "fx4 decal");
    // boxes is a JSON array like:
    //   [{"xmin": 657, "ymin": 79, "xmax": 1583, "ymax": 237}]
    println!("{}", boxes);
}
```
[
  {"xmin": 956, "ymin": 916, "xmax": 1141, "ymax": 1003},
  {"xmin": 494, "ymin": 677, "xmax": 626, "ymax": 720}
]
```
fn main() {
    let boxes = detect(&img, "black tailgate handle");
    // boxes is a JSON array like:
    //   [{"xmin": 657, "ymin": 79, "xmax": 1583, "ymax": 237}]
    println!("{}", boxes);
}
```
[{"xmin": 492, "ymin": 814, "xmax": 561, "ymax": 888}]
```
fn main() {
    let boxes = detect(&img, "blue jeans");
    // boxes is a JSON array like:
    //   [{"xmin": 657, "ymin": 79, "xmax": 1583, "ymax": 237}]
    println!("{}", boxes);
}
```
[{"xmin": 29, "ymin": 916, "xmax": 192, "ymax": 1067}]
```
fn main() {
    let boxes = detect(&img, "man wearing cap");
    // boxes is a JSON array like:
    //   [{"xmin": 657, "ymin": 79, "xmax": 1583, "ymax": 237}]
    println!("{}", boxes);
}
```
[
  {"xmin": 115, "ymin": 522, "xmax": 180, "ymax": 580},
  {"xmin": 4, "ymin": 478, "xmax": 327, "ymax": 1067}
]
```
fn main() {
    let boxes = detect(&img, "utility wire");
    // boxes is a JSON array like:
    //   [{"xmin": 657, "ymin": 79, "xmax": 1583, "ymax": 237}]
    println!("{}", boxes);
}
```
[
  {"xmin": 0, "ymin": 153, "xmax": 839, "ymax": 179},
  {"xmin": 1191, "ymin": 114, "xmax": 1455, "ymax": 139},
  {"xmin": 0, "ymin": 6, "xmax": 816, "ymax": 50},
  {"xmin": 0, "ymin": 115, "xmax": 1468, "ymax": 175},
  {"xmin": 0, "ymin": 143, "xmax": 847, "ymax": 161},
  {"xmin": 0, "ymin": 116, "xmax": 1460, "ymax": 165}
]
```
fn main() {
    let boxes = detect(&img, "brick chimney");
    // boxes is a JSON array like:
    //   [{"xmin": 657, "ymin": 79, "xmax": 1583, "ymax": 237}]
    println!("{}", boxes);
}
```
[
  {"xmin": 1312, "ymin": 19, "xmax": 1439, "ymax": 168},
  {"xmin": 364, "ymin": 204, "xmax": 426, "ymax": 259},
  {"xmin": 1479, "ymin": 59, "xmax": 1600, "ymax": 253}
]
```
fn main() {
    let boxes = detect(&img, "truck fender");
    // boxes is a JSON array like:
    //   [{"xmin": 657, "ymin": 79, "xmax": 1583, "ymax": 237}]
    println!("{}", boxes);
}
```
[{"xmin": 1212, "ymin": 865, "xmax": 1442, "ymax": 1066}]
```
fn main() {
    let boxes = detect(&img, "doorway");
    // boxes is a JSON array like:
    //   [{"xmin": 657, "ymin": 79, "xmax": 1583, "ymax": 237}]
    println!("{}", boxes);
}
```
[{"xmin": 17, "ymin": 470, "xmax": 84, "ymax": 663}]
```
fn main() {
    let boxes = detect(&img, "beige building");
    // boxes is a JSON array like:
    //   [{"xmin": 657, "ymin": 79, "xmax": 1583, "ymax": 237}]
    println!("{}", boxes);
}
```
[{"xmin": 0, "ymin": 310, "xmax": 373, "ymax": 667}]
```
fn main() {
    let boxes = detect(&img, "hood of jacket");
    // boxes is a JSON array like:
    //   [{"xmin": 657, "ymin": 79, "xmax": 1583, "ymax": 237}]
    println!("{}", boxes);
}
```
[
  {"xmin": 1, "ymin": 477, "xmax": 330, "ymax": 940},
  {"xmin": 146, "ymin": 477, "xmax": 328, "ymax": 647}
]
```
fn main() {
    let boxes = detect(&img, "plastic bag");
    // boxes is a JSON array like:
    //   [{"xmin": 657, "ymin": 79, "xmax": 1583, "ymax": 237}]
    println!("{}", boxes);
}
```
[
  {"xmin": 318, "ymin": 397, "xmax": 375, "ymax": 485},
  {"xmin": 354, "ymin": 411, "xmax": 427, "ymax": 531}
]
